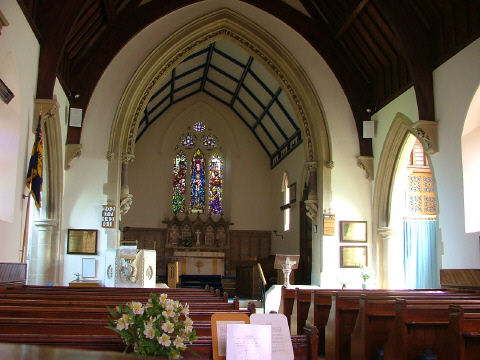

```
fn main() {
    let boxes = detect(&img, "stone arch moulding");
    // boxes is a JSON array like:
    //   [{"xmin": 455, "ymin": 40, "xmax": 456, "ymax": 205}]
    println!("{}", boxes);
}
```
[
  {"xmin": 374, "ymin": 112, "xmax": 438, "ymax": 230},
  {"xmin": 372, "ymin": 112, "xmax": 438, "ymax": 287},
  {"xmin": 374, "ymin": 112, "xmax": 414, "ymax": 231},
  {"xmin": 108, "ymin": 8, "xmax": 330, "ymax": 170}
]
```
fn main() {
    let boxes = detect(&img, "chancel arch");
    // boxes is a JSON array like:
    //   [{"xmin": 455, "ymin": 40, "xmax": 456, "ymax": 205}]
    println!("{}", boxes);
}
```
[
  {"xmin": 108, "ymin": 10, "xmax": 329, "ymax": 179},
  {"xmin": 108, "ymin": 9, "xmax": 331, "ymax": 257}
]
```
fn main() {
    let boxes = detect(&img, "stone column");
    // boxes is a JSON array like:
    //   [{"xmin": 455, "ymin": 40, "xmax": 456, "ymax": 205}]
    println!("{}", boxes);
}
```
[
  {"xmin": 29, "ymin": 219, "xmax": 58, "ymax": 285},
  {"xmin": 377, "ymin": 227, "xmax": 397, "ymax": 288}
]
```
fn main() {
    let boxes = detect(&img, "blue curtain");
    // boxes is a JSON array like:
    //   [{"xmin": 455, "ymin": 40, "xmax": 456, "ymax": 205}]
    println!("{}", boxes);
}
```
[{"xmin": 403, "ymin": 220, "xmax": 439, "ymax": 288}]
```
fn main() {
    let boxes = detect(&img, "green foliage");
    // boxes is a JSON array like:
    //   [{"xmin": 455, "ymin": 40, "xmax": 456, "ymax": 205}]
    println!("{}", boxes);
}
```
[{"xmin": 107, "ymin": 293, "xmax": 197, "ymax": 359}]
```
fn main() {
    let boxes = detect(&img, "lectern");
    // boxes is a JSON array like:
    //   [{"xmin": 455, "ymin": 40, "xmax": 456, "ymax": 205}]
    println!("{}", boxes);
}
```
[{"xmin": 274, "ymin": 254, "xmax": 299, "ymax": 288}]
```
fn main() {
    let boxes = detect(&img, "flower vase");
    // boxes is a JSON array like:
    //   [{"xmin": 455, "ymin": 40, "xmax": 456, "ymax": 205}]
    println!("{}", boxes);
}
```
[{"xmin": 361, "ymin": 282, "xmax": 367, "ymax": 290}]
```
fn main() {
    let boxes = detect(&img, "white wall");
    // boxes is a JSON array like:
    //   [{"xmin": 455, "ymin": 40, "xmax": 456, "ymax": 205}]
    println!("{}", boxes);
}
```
[
  {"xmin": 371, "ymin": 38, "xmax": 480, "ymax": 273},
  {"xmin": 432, "ymin": 37, "xmax": 480, "ymax": 268},
  {"xmin": 462, "ymin": 83, "xmax": 480, "ymax": 233},
  {"xmin": 0, "ymin": 0, "xmax": 39, "ymax": 262},
  {"xmin": 372, "ymin": 88, "xmax": 419, "ymax": 172}
]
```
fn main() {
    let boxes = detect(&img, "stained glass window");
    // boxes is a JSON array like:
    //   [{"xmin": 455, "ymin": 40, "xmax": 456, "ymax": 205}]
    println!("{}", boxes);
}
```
[
  {"xmin": 181, "ymin": 134, "xmax": 195, "ymax": 147},
  {"xmin": 190, "ymin": 149, "xmax": 205, "ymax": 213},
  {"xmin": 202, "ymin": 134, "xmax": 216, "ymax": 149},
  {"xmin": 194, "ymin": 122, "xmax": 205, "ymax": 132},
  {"xmin": 172, "ymin": 153, "xmax": 187, "ymax": 213},
  {"xmin": 209, "ymin": 153, "xmax": 223, "ymax": 215}
]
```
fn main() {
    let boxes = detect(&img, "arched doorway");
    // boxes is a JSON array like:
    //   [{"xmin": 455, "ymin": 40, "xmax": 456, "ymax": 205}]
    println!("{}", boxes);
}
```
[{"xmin": 374, "ymin": 113, "xmax": 439, "ymax": 288}]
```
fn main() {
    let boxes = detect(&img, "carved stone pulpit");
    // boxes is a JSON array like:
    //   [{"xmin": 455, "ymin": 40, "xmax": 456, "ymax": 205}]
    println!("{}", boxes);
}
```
[{"xmin": 104, "ymin": 248, "xmax": 156, "ymax": 287}]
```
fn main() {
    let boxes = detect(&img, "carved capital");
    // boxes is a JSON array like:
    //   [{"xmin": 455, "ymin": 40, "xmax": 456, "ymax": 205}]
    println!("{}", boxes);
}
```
[
  {"xmin": 34, "ymin": 98, "xmax": 59, "ymax": 131},
  {"xmin": 357, "ymin": 156, "xmax": 374, "ymax": 181},
  {"xmin": 377, "ymin": 227, "xmax": 396, "ymax": 240},
  {"xmin": 120, "ymin": 193, "xmax": 134, "ymax": 215},
  {"xmin": 33, "ymin": 218, "xmax": 58, "ymax": 231},
  {"xmin": 106, "ymin": 151, "xmax": 115, "ymax": 161},
  {"xmin": 304, "ymin": 199, "xmax": 318, "ymax": 223},
  {"xmin": 121, "ymin": 152, "xmax": 135, "ymax": 164},
  {"xmin": 412, "ymin": 120, "xmax": 438, "ymax": 154},
  {"xmin": 305, "ymin": 161, "xmax": 320, "ymax": 172},
  {"xmin": 325, "ymin": 160, "xmax": 335, "ymax": 169},
  {"xmin": 65, "ymin": 144, "xmax": 82, "ymax": 170}
]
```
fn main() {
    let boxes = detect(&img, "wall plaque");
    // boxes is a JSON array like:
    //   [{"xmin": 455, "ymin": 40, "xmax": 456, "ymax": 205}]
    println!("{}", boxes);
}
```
[
  {"xmin": 102, "ymin": 204, "xmax": 116, "ymax": 228},
  {"xmin": 67, "ymin": 229, "xmax": 97, "ymax": 255}
]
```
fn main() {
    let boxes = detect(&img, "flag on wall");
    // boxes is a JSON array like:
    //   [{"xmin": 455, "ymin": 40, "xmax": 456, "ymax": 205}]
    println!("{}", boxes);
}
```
[{"xmin": 26, "ymin": 115, "xmax": 43, "ymax": 209}]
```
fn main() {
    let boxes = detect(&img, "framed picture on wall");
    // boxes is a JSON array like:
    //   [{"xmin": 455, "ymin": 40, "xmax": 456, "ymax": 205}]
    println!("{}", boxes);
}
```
[
  {"xmin": 340, "ymin": 246, "xmax": 368, "ymax": 268},
  {"xmin": 340, "ymin": 221, "xmax": 367, "ymax": 242},
  {"xmin": 82, "ymin": 258, "xmax": 96, "ymax": 278},
  {"xmin": 67, "ymin": 229, "xmax": 98, "ymax": 255}
]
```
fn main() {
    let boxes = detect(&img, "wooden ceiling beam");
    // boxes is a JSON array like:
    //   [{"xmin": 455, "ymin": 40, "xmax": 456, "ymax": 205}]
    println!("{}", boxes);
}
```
[
  {"xmin": 35, "ymin": 0, "xmax": 85, "ymax": 99},
  {"xmin": 102, "ymin": 0, "xmax": 117, "ymax": 26},
  {"xmin": 335, "ymin": 0, "xmax": 369, "ymax": 39},
  {"xmin": 374, "ymin": 0, "xmax": 435, "ymax": 121},
  {"xmin": 66, "ymin": 0, "xmax": 373, "ymax": 155},
  {"xmin": 66, "ymin": 0, "xmax": 202, "ymax": 144},
  {"xmin": 298, "ymin": 0, "xmax": 329, "ymax": 24},
  {"xmin": 243, "ymin": 0, "xmax": 373, "ymax": 156}
]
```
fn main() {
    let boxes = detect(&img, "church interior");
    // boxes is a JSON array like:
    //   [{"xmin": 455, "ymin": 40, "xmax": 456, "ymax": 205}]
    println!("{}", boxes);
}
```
[{"xmin": 1, "ymin": 0, "xmax": 480, "ymax": 358}]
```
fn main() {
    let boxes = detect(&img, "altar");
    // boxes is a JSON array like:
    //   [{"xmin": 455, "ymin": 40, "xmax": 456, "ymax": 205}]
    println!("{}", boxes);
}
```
[{"xmin": 174, "ymin": 251, "xmax": 225, "ymax": 275}]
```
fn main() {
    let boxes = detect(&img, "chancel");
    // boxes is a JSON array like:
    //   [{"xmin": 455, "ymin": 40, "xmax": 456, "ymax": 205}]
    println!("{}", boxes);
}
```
[{"xmin": 2, "ymin": 0, "xmax": 480, "ymax": 358}]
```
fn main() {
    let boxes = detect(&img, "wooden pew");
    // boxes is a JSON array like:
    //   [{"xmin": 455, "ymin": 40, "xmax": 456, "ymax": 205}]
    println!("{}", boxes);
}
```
[
  {"xmin": 0, "ymin": 284, "xmax": 320, "ymax": 359},
  {"xmin": 442, "ymin": 304, "xmax": 480, "ymax": 360},
  {"xmin": 0, "ymin": 298, "xmax": 235, "ymax": 309},
  {"xmin": 351, "ymin": 293, "xmax": 480, "ymax": 360},
  {"xmin": 350, "ymin": 294, "xmax": 396, "ymax": 360},
  {"xmin": 0, "ymin": 304, "xmax": 252, "ymax": 321},
  {"xmin": 383, "ymin": 298, "xmax": 480, "ymax": 360},
  {"xmin": 324, "ymin": 290, "xmax": 478, "ymax": 360},
  {"xmin": 0, "ymin": 332, "xmax": 319, "ymax": 359},
  {"xmin": 282, "ymin": 287, "xmax": 451, "ymax": 358},
  {"xmin": 0, "ymin": 317, "xmax": 215, "ymax": 337}
]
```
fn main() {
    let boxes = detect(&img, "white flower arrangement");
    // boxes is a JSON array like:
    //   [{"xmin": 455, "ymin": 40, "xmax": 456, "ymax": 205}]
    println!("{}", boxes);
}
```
[
  {"xmin": 359, "ymin": 265, "xmax": 374, "ymax": 288},
  {"xmin": 108, "ymin": 293, "xmax": 197, "ymax": 359}
]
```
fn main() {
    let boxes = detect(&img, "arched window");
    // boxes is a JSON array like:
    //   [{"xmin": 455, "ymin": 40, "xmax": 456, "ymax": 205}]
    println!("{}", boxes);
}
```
[
  {"xmin": 209, "ymin": 153, "xmax": 223, "ymax": 215},
  {"xmin": 190, "ymin": 149, "xmax": 206, "ymax": 213},
  {"xmin": 172, "ymin": 153, "xmax": 187, "ymax": 213},
  {"xmin": 172, "ymin": 124, "xmax": 224, "ymax": 214}
]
